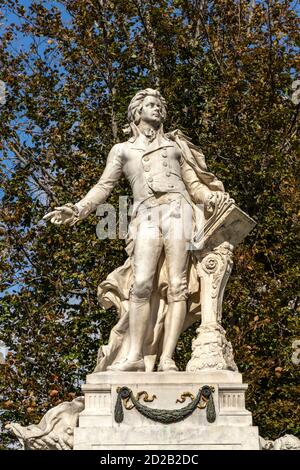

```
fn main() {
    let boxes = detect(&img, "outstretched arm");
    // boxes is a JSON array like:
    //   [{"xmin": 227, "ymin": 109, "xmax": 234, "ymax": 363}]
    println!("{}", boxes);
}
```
[
  {"xmin": 74, "ymin": 143, "xmax": 123, "ymax": 219},
  {"xmin": 43, "ymin": 143, "xmax": 123, "ymax": 226}
]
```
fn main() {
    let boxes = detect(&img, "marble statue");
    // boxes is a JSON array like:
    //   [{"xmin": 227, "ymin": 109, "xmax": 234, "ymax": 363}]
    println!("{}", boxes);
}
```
[
  {"xmin": 6, "ymin": 397, "xmax": 84, "ymax": 450},
  {"xmin": 8, "ymin": 89, "xmax": 260, "ymax": 451},
  {"xmin": 43, "ymin": 89, "xmax": 255, "ymax": 373},
  {"xmin": 260, "ymin": 434, "xmax": 300, "ymax": 450}
]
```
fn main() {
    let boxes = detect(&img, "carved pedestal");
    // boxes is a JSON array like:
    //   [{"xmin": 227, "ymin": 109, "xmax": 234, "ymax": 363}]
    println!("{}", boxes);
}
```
[
  {"xmin": 187, "ymin": 242, "xmax": 237, "ymax": 372},
  {"xmin": 187, "ymin": 323, "xmax": 237, "ymax": 372},
  {"xmin": 73, "ymin": 371, "xmax": 260, "ymax": 450}
]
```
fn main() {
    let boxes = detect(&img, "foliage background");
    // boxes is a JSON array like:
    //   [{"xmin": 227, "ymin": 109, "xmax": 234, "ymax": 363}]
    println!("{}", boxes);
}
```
[{"xmin": 0, "ymin": 0, "xmax": 299, "ymax": 449}]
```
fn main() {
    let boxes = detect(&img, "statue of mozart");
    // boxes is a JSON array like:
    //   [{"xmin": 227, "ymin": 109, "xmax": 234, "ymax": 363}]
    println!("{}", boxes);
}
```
[{"xmin": 44, "ymin": 88, "xmax": 248, "ymax": 373}]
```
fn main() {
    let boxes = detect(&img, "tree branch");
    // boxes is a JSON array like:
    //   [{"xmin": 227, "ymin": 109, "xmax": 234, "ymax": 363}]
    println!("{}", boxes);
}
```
[
  {"xmin": 8, "ymin": 143, "xmax": 59, "ymax": 204},
  {"xmin": 134, "ymin": 0, "xmax": 160, "ymax": 88}
]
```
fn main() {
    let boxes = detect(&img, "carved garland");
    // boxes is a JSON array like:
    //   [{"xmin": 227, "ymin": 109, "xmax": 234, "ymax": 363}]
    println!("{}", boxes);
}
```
[{"xmin": 114, "ymin": 386, "xmax": 216, "ymax": 424}]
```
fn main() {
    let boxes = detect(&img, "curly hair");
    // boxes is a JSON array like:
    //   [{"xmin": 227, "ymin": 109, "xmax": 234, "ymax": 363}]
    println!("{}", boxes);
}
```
[{"xmin": 127, "ymin": 88, "xmax": 167, "ymax": 125}]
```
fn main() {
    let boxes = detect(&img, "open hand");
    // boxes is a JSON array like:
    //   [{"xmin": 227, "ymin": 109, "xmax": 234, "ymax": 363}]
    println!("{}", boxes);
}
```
[{"xmin": 43, "ymin": 205, "xmax": 78, "ymax": 226}]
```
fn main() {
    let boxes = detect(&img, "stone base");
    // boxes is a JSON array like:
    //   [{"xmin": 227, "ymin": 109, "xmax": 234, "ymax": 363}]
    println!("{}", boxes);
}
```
[
  {"xmin": 187, "ymin": 323, "xmax": 238, "ymax": 372},
  {"xmin": 74, "ymin": 371, "xmax": 260, "ymax": 450}
]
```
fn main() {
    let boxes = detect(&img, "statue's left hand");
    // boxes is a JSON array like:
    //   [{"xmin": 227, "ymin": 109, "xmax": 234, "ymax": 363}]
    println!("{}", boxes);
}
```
[{"xmin": 204, "ymin": 191, "xmax": 224, "ymax": 214}]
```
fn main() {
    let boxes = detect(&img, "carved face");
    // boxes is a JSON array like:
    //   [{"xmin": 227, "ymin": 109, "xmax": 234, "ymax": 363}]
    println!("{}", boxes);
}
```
[{"xmin": 140, "ymin": 95, "xmax": 164, "ymax": 127}]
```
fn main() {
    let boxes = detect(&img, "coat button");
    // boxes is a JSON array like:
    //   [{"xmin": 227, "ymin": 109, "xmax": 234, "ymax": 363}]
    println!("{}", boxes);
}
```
[
  {"xmin": 144, "ymin": 166, "xmax": 150, "ymax": 172},
  {"xmin": 162, "ymin": 154, "xmax": 167, "ymax": 158},
  {"xmin": 166, "ymin": 172, "xmax": 170, "ymax": 177},
  {"xmin": 163, "ymin": 162, "xmax": 168, "ymax": 167},
  {"xmin": 143, "ymin": 156, "xmax": 149, "ymax": 161},
  {"xmin": 148, "ymin": 176, "xmax": 153, "ymax": 182}
]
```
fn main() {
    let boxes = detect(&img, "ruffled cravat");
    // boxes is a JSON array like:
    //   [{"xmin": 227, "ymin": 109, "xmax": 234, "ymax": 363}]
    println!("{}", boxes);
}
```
[{"xmin": 143, "ymin": 126, "xmax": 157, "ymax": 142}]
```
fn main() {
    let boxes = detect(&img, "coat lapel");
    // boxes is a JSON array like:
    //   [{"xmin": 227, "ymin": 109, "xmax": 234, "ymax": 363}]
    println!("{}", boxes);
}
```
[
  {"xmin": 142, "ymin": 137, "xmax": 174, "ymax": 157},
  {"xmin": 127, "ymin": 135, "xmax": 175, "ymax": 156}
]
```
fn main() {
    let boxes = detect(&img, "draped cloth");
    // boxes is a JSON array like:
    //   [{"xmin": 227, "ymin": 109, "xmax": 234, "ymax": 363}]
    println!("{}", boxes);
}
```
[{"xmin": 94, "ymin": 130, "xmax": 224, "ymax": 372}]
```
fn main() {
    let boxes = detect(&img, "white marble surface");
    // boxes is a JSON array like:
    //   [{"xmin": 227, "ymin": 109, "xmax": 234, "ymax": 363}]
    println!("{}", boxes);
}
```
[
  {"xmin": 85, "ymin": 370, "xmax": 243, "ymax": 384},
  {"xmin": 75, "ymin": 426, "xmax": 260, "ymax": 450},
  {"xmin": 74, "ymin": 371, "xmax": 260, "ymax": 450}
]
